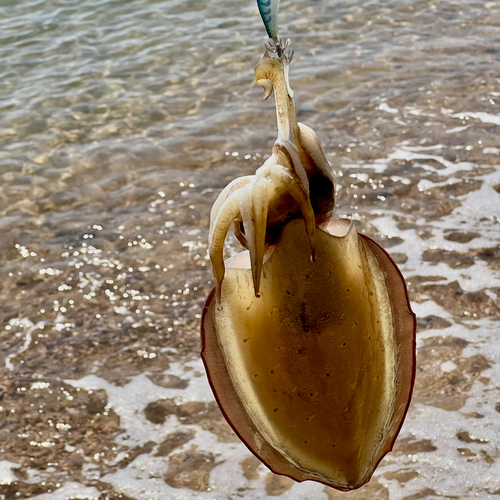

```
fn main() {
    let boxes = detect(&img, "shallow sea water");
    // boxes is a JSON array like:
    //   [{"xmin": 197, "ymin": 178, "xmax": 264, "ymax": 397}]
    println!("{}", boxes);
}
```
[{"xmin": 1, "ymin": 0, "xmax": 500, "ymax": 498}]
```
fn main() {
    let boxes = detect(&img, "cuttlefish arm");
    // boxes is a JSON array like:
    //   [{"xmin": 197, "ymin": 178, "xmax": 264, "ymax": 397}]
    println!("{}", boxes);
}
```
[
  {"xmin": 255, "ymin": 51, "xmax": 335, "ymax": 218},
  {"xmin": 209, "ymin": 176, "xmax": 254, "ymax": 236},
  {"xmin": 208, "ymin": 148, "xmax": 316, "ymax": 300},
  {"xmin": 255, "ymin": 50, "xmax": 298, "ymax": 144},
  {"xmin": 208, "ymin": 51, "xmax": 332, "ymax": 300}
]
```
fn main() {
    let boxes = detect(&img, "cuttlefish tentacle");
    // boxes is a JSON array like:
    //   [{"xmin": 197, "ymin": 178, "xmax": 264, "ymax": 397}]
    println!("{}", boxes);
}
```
[
  {"xmin": 209, "ymin": 188, "xmax": 247, "ymax": 303},
  {"xmin": 209, "ymin": 176, "xmax": 253, "ymax": 235}
]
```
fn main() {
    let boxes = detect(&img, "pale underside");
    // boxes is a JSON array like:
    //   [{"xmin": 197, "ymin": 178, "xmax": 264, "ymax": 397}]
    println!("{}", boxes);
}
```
[{"xmin": 205, "ymin": 218, "xmax": 412, "ymax": 490}]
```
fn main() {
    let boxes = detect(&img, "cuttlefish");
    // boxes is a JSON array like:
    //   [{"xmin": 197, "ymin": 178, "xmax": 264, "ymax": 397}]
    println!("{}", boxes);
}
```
[{"xmin": 201, "ymin": 47, "xmax": 416, "ymax": 491}]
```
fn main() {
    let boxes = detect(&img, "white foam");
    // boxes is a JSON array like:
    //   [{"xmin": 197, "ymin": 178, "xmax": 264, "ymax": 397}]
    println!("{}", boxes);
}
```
[
  {"xmin": 453, "ymin": 111, "xmax": 500, "ymax": 126},
  {"xmin": 453, "ymin": 181, "xmax": 500, "ymax": 220},
  {"xmin": 404, "ymin": 106, "xmax": 436, "ymax": 117},
  {"xmin": 30, "ymin": 482, "xmax": 100, "ymax": 500},
  {"xmin": 483, "ymin": 147, "xmax": 499, "ymax": 155},
  {"xmin": 0, "ymin": 461, "xmax": 19, "ymax": 485},
  {"xmin": 446, "ymin": 124, "xmax": 470, "ymax": 134},
  {"xmin": 348, "ymin": 145, "xmax": 475, "ymax": 176},
  {"xmin": 370, "ymin": 215, "xmax": 500, "ymax": 293},
  {"xmin": 379, "ymin": 102, "xmax": 398, "ymax": 114},
  {"xmin": 410, "ymin": 300, "xmax": 452, "ymax": 320},
  {"xmin": 356, "ymin": 144, "xmax": 500, "ymax": 498},
  {"xmin": 440, "ymin": 361, "xmax": 457, "ymax": 373},
  {"xmin": 64, "ymin": 359, "xmax": 336, "ymax": 499},
  {"xmin": 5, "ymin": 319, "xmax": 44, "ymax": 371},
  {"xmin": 417, "ymin": 177, "xmax": 461, "ymax": 192},
  {"xmin": 385, "ymin": 148, "xmax": 474, "ymax": 176},
  {"xmin": 390, "ymin": 175, "xmax": 411, "ymax": 185},
  {"xmin": 65, "ymin": 361, "xmax": 213, "ymax": 449}
]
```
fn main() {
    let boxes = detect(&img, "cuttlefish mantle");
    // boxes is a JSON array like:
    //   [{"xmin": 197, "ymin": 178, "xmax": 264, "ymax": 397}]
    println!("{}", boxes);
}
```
[{"xmin": 202, "ymin": 218, "xmax": 416, "ymax": 490}]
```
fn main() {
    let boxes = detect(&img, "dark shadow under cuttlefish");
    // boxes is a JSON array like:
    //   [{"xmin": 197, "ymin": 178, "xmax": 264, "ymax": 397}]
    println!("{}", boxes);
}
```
[{"xmin": 202, "ymin": 48, "xmax": 416, "ymax": 491}]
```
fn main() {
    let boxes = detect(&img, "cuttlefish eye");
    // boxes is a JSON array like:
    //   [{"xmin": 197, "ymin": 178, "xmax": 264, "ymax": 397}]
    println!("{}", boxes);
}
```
[{"xmin": 202, "ymin": 219, "xmax": 416, "ymax": 491}]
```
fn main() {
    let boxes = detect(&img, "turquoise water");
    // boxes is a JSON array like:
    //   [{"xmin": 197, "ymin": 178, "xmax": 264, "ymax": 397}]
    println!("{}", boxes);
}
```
[{"xmin": 1, "ymin": 0, "xmax": 500, "ymax": 498}]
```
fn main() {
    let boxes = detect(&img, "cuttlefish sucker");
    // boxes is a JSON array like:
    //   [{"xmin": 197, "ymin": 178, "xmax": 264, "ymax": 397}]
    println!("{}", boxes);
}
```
[{"xmin": 254, "ymin": 51, "xmax": 335, "ymax": 220}]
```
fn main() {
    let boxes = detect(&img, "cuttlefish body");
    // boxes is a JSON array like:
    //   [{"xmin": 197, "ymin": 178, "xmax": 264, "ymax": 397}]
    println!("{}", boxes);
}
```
[{"xmin": 201, "ymin": 50, "xmax": 416, "ymax": 491}]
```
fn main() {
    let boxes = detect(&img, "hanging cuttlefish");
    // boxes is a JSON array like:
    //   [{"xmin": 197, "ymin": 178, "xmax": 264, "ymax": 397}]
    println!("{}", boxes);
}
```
[{"xmin": 201, "ymin": 0, "xmax": 416, "ymax": 491}]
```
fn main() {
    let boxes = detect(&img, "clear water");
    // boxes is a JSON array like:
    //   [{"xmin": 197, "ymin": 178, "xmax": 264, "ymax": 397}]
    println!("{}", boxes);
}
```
[{"xmin": 1, "ymin": 0, "xmax": 500, "ymax": 498}]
